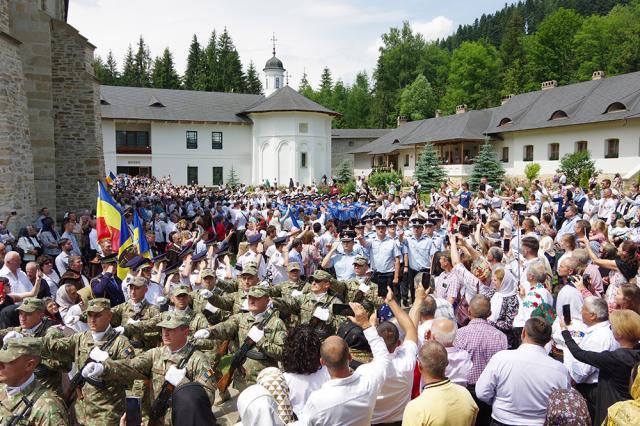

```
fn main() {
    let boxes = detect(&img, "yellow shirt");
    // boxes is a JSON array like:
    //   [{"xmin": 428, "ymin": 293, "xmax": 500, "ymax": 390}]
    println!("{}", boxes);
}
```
[{"xmin": 402, "ymin": 379, "xmax": 478, "ymax": 426}]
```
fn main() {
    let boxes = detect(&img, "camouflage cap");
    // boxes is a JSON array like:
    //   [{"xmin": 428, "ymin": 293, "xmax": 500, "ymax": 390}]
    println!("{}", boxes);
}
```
[
  {"xmin": 0, "ymin": 337, "xmax": 43, "ymax": 362},
  {"xmin": 17, "ymin": 297, "xmax": 45, "ymax": 313},
  {"xmin": 156, "ymin": 311, "xmax": 191, "ymax": 329},
  {"xmin": 171, "ymin": 284, "xmax": 192, "ymax": 297},
  {"xmin": 128, "ymin": 276, "xmax": 149, "ymax": 288},
  {"xmin": 241, "ymin": 261, "xmax": 258, "ymax": 276},
  {"xmin": 86, "ymin": 298, "xmax": 111, "ymax": 313},
  {"xmin": 287, "ymin": 262, "xmax": 301, "ymax": 272},
  {"xmin": 201, "ymin": 268, "xmax": 215, "ymax": 278},
  {"xmin": 353, "ymin": 256, "xmax": 369, "ymax": 266},
  {"xmin": 247, "ymin": 286, "xmax": 270, "ymax": 298},
  {"xmin": 311, "ymin": 270, "xmax": 333, "ymax": 282}
]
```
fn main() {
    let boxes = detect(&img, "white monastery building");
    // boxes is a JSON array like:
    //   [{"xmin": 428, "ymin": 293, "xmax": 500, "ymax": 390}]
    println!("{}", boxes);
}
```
[
  {"xmin": 353, "ymin": 71, "xmax": 640, "ymax": 181},
  {"xmin": 100, "ymin": 49, "xmax": 337, "ymax": 186}
]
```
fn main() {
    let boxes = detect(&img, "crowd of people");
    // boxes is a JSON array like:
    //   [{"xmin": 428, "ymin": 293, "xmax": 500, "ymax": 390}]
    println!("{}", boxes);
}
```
[{"xmin": 0, "ymin": 173, "xmax": 640, "ymax": 425}]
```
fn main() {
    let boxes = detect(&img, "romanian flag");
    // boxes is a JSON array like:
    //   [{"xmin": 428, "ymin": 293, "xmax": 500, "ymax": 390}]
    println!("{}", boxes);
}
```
[
  {"xmin": 105, "ymin": 171, "xmax": 116, "ymax": 185},
  {"xmin": 133, "ymin": 210, "xmax": 150, "ymax": 259},
  {"xmin": 117, "ymin": 212, "xmax": 134, "ymax": 280},
  {"xmin": 96, "ymin": 181, "xmax": 122, "ymax": 250}
]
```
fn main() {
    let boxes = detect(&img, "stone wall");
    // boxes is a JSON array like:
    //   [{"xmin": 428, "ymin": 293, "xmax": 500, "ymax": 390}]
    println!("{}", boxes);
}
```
[
  {"xmin": 9, "ymin": 0, "xmax": 57, "ymax": 219},
  {"xmin": 0, "ymin": 1, "xmax": 37, "ymax": 229},
  {"xmin": 51, "ymin": 19, "xmax": 104, "ymax": 216}
]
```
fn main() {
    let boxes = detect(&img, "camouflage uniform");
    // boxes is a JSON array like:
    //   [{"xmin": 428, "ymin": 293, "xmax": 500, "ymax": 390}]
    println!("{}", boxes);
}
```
[
  {"xmin": 204, "ymin": 263, "xmax": 259, "ymax": 315},
  {"xmin": 101, "ymin": 311, "xmax": 217, "ymax": 426},
  {"xmin": 207, "ymin": 287, "xmax": 286, "ymax": 391},
  {"xmin": 271, "ymin": 271, "xmax": 343, "ymax": 335},
  {"xmin": 334, "ymin": 277, "xmax": 384, "ymax": 312},
  {"xmin": 111, "ymin": 299, "xmax": 161, "ymax": 350},
  {"xmin": 0, "ymin": 298, "xmax": 71, "ymax": 394},
  {"xmin": 41, "ymin": 299, "xmax": 135, "ymax": 426},
  {"xmin": 0, "ymin": 338, "xmax": 69, "ymax": 426}
]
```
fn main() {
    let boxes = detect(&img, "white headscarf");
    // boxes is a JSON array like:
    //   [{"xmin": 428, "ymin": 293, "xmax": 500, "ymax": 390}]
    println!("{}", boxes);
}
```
[
  {"xmin": 489, "ymin": 267, "xmax": 518, "ymax": 323},
  {"xmin": 237, "ymin": 384, "xmax": 286, "ymax": 426}
]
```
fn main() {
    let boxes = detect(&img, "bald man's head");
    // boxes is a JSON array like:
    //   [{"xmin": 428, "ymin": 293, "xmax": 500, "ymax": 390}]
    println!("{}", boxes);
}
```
[
  {"xmin": 469, "ymin": 295, "xmax": 491, "ymax": 319},
  {"xmin": 320, "ymin": 335, "xmax": 350, "ymax": 371},
  {"xmin": 429, "ymin": 318, "xmax": 457, "ymax": 347}
]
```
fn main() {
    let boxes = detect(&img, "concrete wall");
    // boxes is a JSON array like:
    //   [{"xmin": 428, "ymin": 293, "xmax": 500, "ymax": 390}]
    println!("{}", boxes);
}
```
[
  {"xmin": 493, "ymin": 119, "xmax": 640, "ymax": 179},
  {"xmin": 144, "ymin": 121, "xmax": 252, "ymax": 186},
  {"xmin": 251, "ymin": 112, "xmax": 332, "ymax": 186},
  {"xmin": 0, "ymin": 0, "xmax": 36, "ymax": 230},
  {"xmin": 51, "ymin": 19, "xmax": 104, "ymax": 216},
  {"xmin": 331, "ymin": 137, "xmax": 374, "ymax": 174}
]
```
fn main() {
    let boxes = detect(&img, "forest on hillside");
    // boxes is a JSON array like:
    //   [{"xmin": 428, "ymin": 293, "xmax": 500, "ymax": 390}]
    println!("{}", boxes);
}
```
[{"xmin": 93, "ymin": 0, "xmax": 640, "ymax": 128}]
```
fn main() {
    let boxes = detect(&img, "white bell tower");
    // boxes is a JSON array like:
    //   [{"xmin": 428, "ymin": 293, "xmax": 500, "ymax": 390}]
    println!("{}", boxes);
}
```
[{"xmin": 263, "ymin": 34, "xmax": 285, "ymax": 97}]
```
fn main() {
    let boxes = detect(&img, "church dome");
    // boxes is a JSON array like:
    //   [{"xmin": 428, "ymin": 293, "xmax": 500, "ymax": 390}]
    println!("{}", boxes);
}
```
[{"xmin": 264, "ymin": 55, "xmax": 284, "ymax": 71}]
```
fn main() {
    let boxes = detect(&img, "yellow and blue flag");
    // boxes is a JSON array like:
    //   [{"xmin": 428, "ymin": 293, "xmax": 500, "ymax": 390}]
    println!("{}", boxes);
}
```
[{"xmin": 133, "ymin": 210, "xmax": 150, "ymax": 259}]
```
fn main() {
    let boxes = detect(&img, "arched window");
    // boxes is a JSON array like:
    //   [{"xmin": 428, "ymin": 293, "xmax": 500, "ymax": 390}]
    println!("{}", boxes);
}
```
[
  {"xmin": 604, "ymin": 102, "xmax": 627, "ymax": 113},
  {"xmin": 498, "ymin": 117, "xmax": 512, "ymax": 127},
  {"xmin": 275, "ymin": 77, "xmax": 280, "ymax": 89},
  {"xmin": 549, "ymin": 110, "xmax": 568, "ymax": 120}
]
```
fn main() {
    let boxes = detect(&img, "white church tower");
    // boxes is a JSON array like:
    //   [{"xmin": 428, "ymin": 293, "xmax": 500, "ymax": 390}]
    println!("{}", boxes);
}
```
[{"xmin": 263, "ymin": 34, "xmax": 285, "ymax": 97}]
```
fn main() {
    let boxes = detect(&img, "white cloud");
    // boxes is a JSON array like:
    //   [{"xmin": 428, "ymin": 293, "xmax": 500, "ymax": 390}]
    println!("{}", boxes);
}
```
[{"xmin": 412, "ymin": 16, "xmax": 455, "ymax": 41}]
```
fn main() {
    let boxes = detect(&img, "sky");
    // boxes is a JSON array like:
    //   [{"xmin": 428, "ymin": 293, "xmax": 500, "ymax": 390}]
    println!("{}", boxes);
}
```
[{"xmin": 69, "ymin": 0, "xmax": 517, "ymax": 88}]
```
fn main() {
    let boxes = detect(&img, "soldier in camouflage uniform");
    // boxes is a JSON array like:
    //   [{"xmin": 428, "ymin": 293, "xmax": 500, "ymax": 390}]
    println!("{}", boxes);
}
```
[
  {"xmin": 190, "ymin": 268, "xmax": 232, "ymax": 325},
  {"xmin": 195, "ymin": 285, "xmax": 286, "ymax": 392},
  {"xmin": 267, "ymin": 262, "xmax": 307, "ymax": 299},
  {"xmin": 271, "ymin": 270, "xmax": 343, "ymax": 336},
  {"xmin": 111, "ymin": 276, "xmax": 161, "ymax": 350},
  {"xmin": 0, "ymin": 298, "xmax": 70, "ymax": 394},
  {"xmin": 86, "ymin": 310, "xmax": 217, "ymax": 426},
  {"xmin": 203, "ymin": 262, "xmax": 260, "ymax": 315},
  {"xmin": 333, "ymin": 256, "xmax": 384, "ymax": 313},
  {"xmin": 40, "ymin": 298, "xmax": 136, "ymax": 426},
  {"xmin": 0, "ymin": 338, "xmax": 69, "ymax": 426}
]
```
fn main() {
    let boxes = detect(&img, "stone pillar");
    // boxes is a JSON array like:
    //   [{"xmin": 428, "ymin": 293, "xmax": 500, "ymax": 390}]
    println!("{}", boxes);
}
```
[
  {"xmin": 0, "ymin": 0, "xmax": 37, "ymax": 230},
  {"xmin": 8, "ymin": 0, "xmax": 56, "ymax": 220},
  {"xmin": 50, "ymin": 19, "xmax": 104, "ymax": 217}
]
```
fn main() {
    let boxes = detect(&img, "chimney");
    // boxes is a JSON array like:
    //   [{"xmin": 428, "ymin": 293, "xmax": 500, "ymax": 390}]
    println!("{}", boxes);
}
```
[
  {"xmin": 592, "ymin": 70, "xmax": 605, "ymax": 80},
  {"xmin": 435, "ymin": 109, "xmax": 442, "ymax": 118},
  {"xmin": 501, "ymin": 94, "xmax": 515, "ymax": 105},
  {"xmin": 541, "ymin": 80, "xmax": 557, "ymax": 90},
  {"xmin": 455, "ymin": 104, "xmax": 468, "ymax": 115},
  {"xmin": 396, "ymin": 116, "xmax": 408, "ymax": 127}
]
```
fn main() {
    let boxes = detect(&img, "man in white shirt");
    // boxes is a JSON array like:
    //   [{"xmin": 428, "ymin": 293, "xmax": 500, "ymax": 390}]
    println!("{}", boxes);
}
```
[
  {"xmin": 55, "ymin": 238, "xmax": 73, "ymax": 276},
  {"xmin": 590, "ymin": 189, "xmax": 619, "ymax": 223},
  {"xmin": 297, "ymin": 302, "xmax": 391, "ymax": 425},
  {"xmin": 0, "ymin": 252, "xmax": 34, "ymax": 299},
  {"xmin": 565, "ymin": 296, "xmax": 618, "ymax": 420},
  {"xmin": 476, "ymin": 317, "xmax": 570, "ymax": 425},
  {"xmin": 363, "ymin": 289, "xmax": 418, "ymax": 425}
]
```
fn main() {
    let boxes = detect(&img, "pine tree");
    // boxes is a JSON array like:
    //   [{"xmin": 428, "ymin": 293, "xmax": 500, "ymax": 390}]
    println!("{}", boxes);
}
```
[
  {"xmin": 200, "ymin": 31, "xmax": 218, "ymax": 91},
  {"xmin": 120, "ymin": 45, "xmax": 137, "ymax": 86},
  {"xmin": 317, "ymin": 67, "xmax": 333, "ymax": 107},
  {"xmin": 414, "ymin": 143, "xmax": 447, "ymax": 192},
  {"xmin": 151, "ymin": 48, "xmax": 181, "ymax": 89},
  {"xmin": 217, "ymin": 28, "xmax": 246, "ymax": 93},
  {"xmin": 335, "ymin": 159, "xmax": 354, "ymax": 184},
  {"xmin": 184, "ymin": 35, "xmax": 203, "ymax": 90},
  {"xmin": 133, "ymin": 35, "xmax": 152, "ymax": 87},
  {"xmin": 227, "ymin": 165, "xmax": 240, "ymax": 188},
  {"xmin": 105, "ymin": 51, "xmax": 120, "ymax": 85},
  {"xmin": 245, "ymin": 61, "xmax": 262, "ymax": 94},
  {"xmin": 469, "ymin": 142, "xmax": 505, "ymax": 190},
  {"xmin": 298, "ymin": 70, "xmax": 314, "ymax": 99}
]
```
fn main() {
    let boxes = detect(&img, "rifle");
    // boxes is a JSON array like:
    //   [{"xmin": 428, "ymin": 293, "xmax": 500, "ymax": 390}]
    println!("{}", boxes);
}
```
[
  {"xmin": 149, "ymin": 343, "xmax": 197, "ymax": 425},
  {"xmin": 6, "ymin": 394, "xmax": 38, "ymax": 426},
  {"xmin": 63, "ymin": 329, "xmax": 120, "ymax": 405},
  {"xmin": 217, "ymin": 309, "xmax": 275, "ymax": 394},
  {"xmin": 212, "ymin": 340, "xmax": 230, "ymax": 370}
]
